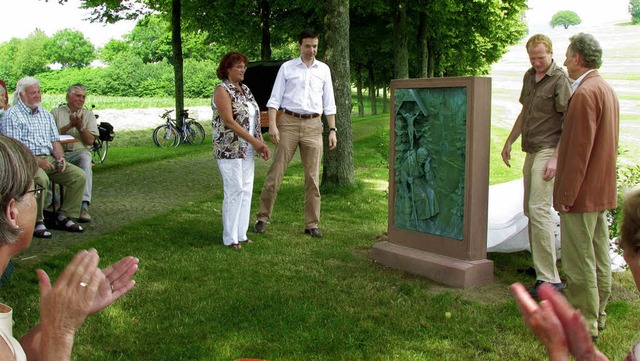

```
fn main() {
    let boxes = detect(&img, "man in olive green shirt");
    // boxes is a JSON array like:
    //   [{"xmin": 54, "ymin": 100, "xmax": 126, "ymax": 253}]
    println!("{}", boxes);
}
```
[{"xmin": 501, "ymin": 34, "xmax": 572, "ymax": 297}]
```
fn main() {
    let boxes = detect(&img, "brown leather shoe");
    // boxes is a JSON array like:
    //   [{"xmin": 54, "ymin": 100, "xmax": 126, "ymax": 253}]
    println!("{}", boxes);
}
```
[{"xmin": 304, "ymin": 228, "xmax": 323, "ymax": 238}]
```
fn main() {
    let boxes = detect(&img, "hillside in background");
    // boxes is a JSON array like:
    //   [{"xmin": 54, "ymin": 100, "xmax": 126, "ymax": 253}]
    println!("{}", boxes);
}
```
[{"xmin": 490, "ymin": 22, "xmax": 640, "ymax": 162}]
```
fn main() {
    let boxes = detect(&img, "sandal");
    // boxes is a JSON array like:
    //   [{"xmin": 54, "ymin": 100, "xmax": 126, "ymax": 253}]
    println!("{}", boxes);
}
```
[
  {"xmin": 33, "ymin": 221, "xmax": 53, "ymax": 238},
  {"xmin": 240, "ymin": 239, "xmax": 253, "ymax": 243},
  {"xmin": 57, "ymin": 217, "xmax": 84, "ymax": 233},
  {"xmin": 229, "ymin": 243, "xmax": 242, "ymax": 249}
]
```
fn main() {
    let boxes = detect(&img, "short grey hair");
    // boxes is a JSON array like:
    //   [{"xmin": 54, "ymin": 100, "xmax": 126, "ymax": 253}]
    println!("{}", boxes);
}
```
[
  {"xmin": 568, "ymin": 33, "xmax": 603, "ymax": 69},
  {"xmin": 13, "ymin": 77, "xmax": 40, "ymax": 105},
  {"xmin": 0, "ymin": 134, "xmax": 38, "ymax": 245},
  {"xmin": 67, "ymin": 83, "xmax": 87, "ymax": 95}
]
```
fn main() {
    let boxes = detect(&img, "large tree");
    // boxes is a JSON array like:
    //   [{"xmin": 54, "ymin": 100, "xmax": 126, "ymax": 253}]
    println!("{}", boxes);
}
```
[
  {"xmin": 550, "ymin": 10, "xmax": 582, "ymax": 29},
  {"xmin": 0, "ymin": 29, "xmax": 52, "ymax": 86},
  {"xmin": 48, "ymin": 29, "xmax": 96, "ymax": 69}
]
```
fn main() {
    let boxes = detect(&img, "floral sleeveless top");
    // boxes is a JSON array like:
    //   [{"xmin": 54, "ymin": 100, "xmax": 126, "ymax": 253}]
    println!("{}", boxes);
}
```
[{"xmin": 211, "ymin": 79, "xmax": 262, "ymax": 159}]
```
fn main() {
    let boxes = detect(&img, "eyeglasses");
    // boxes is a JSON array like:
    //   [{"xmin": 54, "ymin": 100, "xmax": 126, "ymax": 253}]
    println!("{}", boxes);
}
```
[{"xmin": 26, "ymin": 185, "xmax": 45, "ymax": 199}]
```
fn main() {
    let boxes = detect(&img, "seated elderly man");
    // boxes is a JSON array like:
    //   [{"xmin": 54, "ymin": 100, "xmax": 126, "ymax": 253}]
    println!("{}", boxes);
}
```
[
  {"xmin": 0, "ymin": 77, "xmax": 86, "ymax": 238},
  {"xmin": 51, "ymin": 84, "xmax": 99, "ymax": 223}
]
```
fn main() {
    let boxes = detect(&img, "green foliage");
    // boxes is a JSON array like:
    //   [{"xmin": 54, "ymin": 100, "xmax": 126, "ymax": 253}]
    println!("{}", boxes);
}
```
[
  {"xmin": 0, "ymin": 30, "xmax": 54, "ymax": 90},
  {"xmin": 433, "ymin": 0, "xmax": 529, "ymax": 76},
  {"xmin": 550, "ymin": 10, "xmax": 582, "ymax": 29},
  {"xmin": 0, "ymin": 39, "xmax": 23, "ymax": 89},
  {"xmin": 47, "ymin": 29, "xmax": 96, "ymax": 69},
  {"xmin": 99, "ymin": 39, "xmax": 133, "ymax": 63},
  {"xmin": 607, "ymin": 155, "xmax": 640, "ymax": 239},
  {"xmin": 32, "ymin": 55, "xmax": 217, "ymax": 98},
  {"xmin": 37, "ymin": 67, "xmax": 100, "ymax": 94},
  {"xmin": 183, "ymin": 59, "xmax": 218, "ymax": 98},
  {"xmin": 631, "ymin": 0, "xmax": 640, "ymax": 24},
  {"xmin": 126, "ymin": 14, "xmax": 173, "ymax": 63}
]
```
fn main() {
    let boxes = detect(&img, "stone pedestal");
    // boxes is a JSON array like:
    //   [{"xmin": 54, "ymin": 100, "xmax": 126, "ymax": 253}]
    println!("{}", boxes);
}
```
[{"xmin": 373, "ymin": 241, "xmax": 493, "ymax": 288}]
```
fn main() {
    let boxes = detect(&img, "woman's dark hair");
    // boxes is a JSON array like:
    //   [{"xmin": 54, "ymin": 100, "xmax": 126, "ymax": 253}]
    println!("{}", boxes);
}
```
[{"xmin": 216, "ymin": 52, "xmax": 248, "ymax": 80}]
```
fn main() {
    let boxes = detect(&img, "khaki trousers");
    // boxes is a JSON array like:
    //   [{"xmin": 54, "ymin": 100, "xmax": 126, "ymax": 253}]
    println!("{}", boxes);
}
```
[
  {"xmin": 523, "ymin": 148, "xmax": 560, "ymax": 283},
  {"xmin": 34, "ymin": 156, "xmax": 86, "ymax": 221},
  {"xmin": 560, "ymin": 211, "xmax": 612, "ymax": 336},
  {"xmin": 257, "ymin": 113, "xmax": 323, "ymax": 229}
]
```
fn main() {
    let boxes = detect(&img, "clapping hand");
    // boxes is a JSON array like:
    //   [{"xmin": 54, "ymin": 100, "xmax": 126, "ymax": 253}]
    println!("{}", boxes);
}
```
[
  {"xmin": 89, "ymin": 256, "xmax": 139, "ymax": 314},
  {"xmin": 69, "ymin": 110, "xmax": 83, "ymax": 129},
  {"xmin": 511, "ymin": 282, "xmax": 608, "ymax": 361}
]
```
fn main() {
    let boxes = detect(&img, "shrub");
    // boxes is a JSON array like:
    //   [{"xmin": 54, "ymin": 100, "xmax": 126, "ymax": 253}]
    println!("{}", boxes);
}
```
[{"xmin": 607, "ymin": 154, "xmax": 640, "ymax": 240}]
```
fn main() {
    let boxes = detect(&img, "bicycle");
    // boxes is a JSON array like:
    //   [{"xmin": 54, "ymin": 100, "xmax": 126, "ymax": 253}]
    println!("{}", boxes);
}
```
[
  {"xmin": 152, "ymin": 109, "xmax": 205, "ymax": 147},
  {"xmin": 91, "ymin": 107, "xmax": 114, "ymax": 163}
]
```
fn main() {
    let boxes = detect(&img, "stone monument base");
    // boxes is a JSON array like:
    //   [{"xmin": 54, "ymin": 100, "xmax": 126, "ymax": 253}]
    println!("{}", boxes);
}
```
[{"xmin": 372, "ymin": 241, "xmax": 494, "ymax": 288}]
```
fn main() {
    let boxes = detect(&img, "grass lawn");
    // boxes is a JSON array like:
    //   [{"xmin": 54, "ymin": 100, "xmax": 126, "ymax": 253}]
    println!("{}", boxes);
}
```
[{"xmin": 1, "ymin": 109, "xmax": 639, "ymax": 360}]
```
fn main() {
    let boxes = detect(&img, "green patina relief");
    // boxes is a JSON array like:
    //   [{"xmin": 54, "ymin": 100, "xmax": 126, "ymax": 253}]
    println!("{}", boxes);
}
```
[{"xmin": 393, "ymin": 87, "xmax": 467, "ymax": 240}]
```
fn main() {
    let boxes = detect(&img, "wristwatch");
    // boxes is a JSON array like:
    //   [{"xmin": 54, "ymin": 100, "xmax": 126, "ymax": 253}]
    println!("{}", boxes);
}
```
[{"xmin": 329, "ymin": 127, "xmax": 337, "ymax": 132}]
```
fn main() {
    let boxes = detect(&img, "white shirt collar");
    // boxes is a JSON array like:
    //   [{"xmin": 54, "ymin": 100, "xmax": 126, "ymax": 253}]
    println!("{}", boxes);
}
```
[{"xmin": 572, "ymin": 69, "xmax": 597, "ymax": 91}]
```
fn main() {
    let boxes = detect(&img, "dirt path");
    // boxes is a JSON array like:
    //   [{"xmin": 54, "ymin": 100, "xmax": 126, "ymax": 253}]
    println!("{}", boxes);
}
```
[{"xmin": 96, "ymin": 106, "xmax": 214, "ymax": 132}]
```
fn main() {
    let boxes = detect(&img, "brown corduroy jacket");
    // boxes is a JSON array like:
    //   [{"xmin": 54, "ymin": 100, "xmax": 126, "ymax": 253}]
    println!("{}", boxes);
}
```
[{"xmin": 553, "ymin": 70, "xmax": 620, "ymax": 213}]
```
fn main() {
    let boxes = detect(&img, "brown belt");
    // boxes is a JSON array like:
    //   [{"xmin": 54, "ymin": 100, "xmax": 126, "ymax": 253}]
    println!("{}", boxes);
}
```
[{"xmin": 283, "ymin": 109, "xmax": 320, "ymax": 119}]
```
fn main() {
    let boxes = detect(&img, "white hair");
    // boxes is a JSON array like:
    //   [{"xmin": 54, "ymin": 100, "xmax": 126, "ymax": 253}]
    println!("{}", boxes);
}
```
[{"xmin": 13, "ymin": 77, "xmax": 40, "ymax": 104}]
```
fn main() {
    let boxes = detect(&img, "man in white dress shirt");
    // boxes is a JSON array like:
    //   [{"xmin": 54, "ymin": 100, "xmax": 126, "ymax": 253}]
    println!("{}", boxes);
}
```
[{"xmin": 254, "ymin": 29, "xmax": 337, "ymax": 238}]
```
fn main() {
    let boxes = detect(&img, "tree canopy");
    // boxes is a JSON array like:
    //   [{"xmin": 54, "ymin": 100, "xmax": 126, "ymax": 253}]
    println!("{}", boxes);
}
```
[
  {"xmin": 630, "ymin": 0, "xmax": 640, "ymax": 24},
  {"xmin": 47, "ymin": 29, "xmax": 96, "ymax": 69},
  {"xmin": 550, "ymin": 10, "xmax": 582, "ymax": 29}
]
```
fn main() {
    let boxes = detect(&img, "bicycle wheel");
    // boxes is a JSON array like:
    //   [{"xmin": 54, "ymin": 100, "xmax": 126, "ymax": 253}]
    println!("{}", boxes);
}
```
[
  {"xmin": 153, "ymin": 125, "xmax": 180, "ymax": 147},
  {"xmin": 184, "ymin": 120, "xmax": 205, "ymax": 145},
  {"xmin": 92, "ymin": 139, "xmax": 109, "ymax": 163}
]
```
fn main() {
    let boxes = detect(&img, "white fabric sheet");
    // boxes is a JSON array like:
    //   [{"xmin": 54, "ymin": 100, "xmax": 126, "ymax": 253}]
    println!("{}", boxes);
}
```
[{"xmin": 486, "ymin": 178, "xmax": 626, "ymax": 272}]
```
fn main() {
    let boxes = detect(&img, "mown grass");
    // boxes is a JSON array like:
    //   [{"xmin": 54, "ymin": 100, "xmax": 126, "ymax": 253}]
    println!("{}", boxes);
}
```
[{"xmin": 1, "ymin": 109, "xmax": 638, "ymax": 360}]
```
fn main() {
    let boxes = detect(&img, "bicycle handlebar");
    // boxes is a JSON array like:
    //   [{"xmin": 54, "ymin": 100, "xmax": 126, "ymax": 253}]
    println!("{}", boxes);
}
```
[
  {"xmin": 160, "ymin": 109, "xmax": 174, "ymax": 118},
  {"xmin": 160, "ymin": 109, "xmax": 191, "ymax": 120}
]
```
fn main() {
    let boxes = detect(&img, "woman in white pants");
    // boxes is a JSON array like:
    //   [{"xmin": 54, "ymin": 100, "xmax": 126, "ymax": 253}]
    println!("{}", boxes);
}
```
[{"xmin": 212, "ymin": 52, "xmax": 271, "ymax": 249}]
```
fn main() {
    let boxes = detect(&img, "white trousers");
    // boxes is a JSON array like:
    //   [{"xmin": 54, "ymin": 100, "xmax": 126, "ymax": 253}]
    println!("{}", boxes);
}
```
[{"xmin": 216, "ymin": 147, "xmax": 255, "ymax": 246}]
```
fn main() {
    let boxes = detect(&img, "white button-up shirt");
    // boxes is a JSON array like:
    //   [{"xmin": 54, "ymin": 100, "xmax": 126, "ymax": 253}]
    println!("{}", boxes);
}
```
[{"xmin": 266, "ymin": 57, "xmax": 337, "ymax": 116}]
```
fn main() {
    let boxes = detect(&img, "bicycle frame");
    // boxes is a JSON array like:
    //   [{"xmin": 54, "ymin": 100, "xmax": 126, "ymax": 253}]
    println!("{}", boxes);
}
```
[{"xmin": 153, "ymin": 109, "xmax": 205, "ymax": 147}]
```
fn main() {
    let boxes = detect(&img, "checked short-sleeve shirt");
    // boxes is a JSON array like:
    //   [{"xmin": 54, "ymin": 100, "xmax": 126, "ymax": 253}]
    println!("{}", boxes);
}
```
[{"xmin": 0, "ymin": 99, "xmax": 60, "ymax": 156}]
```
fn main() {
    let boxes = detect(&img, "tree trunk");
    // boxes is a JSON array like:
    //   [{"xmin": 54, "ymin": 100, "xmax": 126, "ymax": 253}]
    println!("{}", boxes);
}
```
[
  {"xmin": 427, "ymin": 37, "xmax": 436, "ymax": 78},
  {"xmin": 356, "ymin": 62, "xmax": 364, "ymax": 117},
  {"xmin": 368, "ymin": 65, "xmax": 377, "ymax": 115},
  {"xmin": 171, "ymin": 0, "xmax": 184, "ymax": 116},
  {"xmin": 393, "ymin": 0, "xmax": 409, "ymax": 79},
  {"xmin": 323, "ymin": 0, "xmax": 355, "ymax": 186},
  {"xmin": 417, "ymin": 11, "xmax": 428, "ymax": 78},
  {"xmin": 260, "ymin": 0, "xmax": 272, "ymax": 60},
  {"xmin": 383, "ymin": 86, "xmax": 388, "ymax": 113}
]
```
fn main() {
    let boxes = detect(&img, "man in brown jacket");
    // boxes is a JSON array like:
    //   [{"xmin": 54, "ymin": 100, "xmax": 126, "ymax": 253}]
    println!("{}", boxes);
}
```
[{"xmin": 554, "ymin": 33, "xmax": 620, "ymax": 342}]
